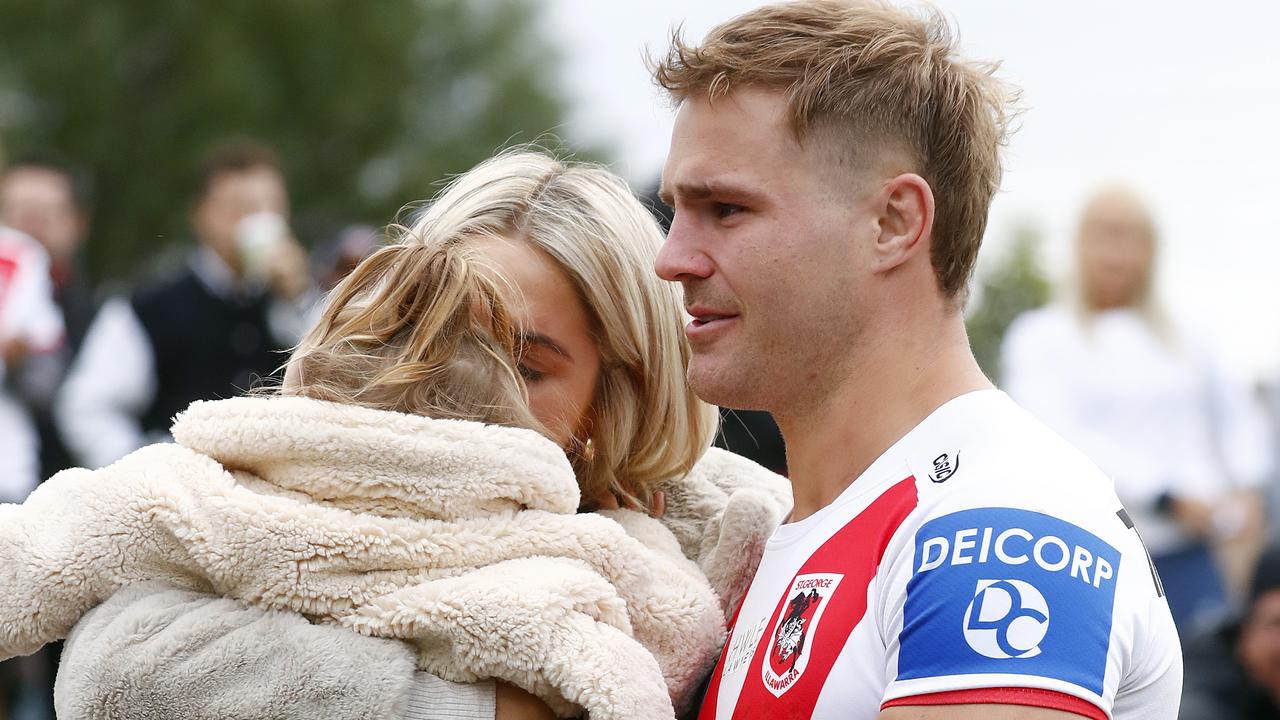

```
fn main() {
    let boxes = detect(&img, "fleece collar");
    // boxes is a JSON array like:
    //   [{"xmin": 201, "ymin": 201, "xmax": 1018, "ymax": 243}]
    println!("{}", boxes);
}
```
[{"xmin": 171, "ymin": 396, "xmax": 580, "ymax": 519}]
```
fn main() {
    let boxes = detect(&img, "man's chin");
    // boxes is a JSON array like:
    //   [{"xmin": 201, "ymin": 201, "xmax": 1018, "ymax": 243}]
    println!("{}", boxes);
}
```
[{"xmin": 687, "ymin": 360, "xmax": 759, "ymax": 409}]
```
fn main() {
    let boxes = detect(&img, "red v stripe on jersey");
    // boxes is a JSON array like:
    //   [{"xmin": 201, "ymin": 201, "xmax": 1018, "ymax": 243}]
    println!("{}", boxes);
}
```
[{"xmin": 699, "ymin": 476, "xmax": 919, "ymax": 720}]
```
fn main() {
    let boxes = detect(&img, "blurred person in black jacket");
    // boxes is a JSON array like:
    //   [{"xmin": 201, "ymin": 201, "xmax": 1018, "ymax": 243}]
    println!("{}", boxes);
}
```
[
  {"xmin": 1182, "ymin": 544, "xmax": 1280, "ymax": 719},
  {"xmin": 55, "ymin": 139, "xmax": 317, "ymax": 469}
]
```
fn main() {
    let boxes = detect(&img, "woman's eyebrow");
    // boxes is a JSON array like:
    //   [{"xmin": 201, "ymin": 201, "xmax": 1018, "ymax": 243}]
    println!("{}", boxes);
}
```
[{"xmin": 517, "ymin": 331, "xmax": 572, "ymax": 361}]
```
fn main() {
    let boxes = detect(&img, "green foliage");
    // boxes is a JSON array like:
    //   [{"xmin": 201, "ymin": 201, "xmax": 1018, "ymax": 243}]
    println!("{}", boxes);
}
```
[
  {"xmin": 0, "ymin": 0, "xmax": 579, "ymax": 280},
  {"xmin": 967, "ymin": 223, "xmax": 1052, "ymax": 382}
]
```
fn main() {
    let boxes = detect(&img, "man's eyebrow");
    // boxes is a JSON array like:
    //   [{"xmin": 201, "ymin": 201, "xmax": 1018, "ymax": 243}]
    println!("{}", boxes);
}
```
[
  {"xmin": 517, "ymin": 331, "xmax": 572, "ymax": 361},
  {"xmin": 662, "ymin": 179, "xmax": 766, "ymax": 206}
]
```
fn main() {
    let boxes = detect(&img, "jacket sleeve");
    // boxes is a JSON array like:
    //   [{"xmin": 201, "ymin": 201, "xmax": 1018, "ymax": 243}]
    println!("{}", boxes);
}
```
[
  {"xmin": 54, "ymin": 582, "xmax": 496, "ymax": 720},
  {"xmin": 53, "ymin": 296, "xmax": 155, "ymax": 469}
]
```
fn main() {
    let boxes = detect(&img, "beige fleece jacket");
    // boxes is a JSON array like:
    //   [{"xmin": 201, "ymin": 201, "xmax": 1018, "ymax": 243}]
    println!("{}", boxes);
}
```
[{"xmin": 0, "ymin": 396, "xmax": 789, "ymax": 719}]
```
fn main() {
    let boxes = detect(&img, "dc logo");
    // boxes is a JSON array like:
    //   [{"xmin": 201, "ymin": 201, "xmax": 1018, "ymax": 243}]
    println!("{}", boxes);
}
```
[{"xmin": 962, "ymin": 579, "xmax": 1050, "ymax": 659}]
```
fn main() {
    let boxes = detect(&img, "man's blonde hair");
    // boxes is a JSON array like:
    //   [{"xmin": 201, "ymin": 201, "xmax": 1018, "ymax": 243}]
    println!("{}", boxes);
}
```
[
  {"xmin": 652, "ymin": 0, "xmax": 1016, "ymax": 299},
  {"xmin": 292, "ymin": 149, "xmax": 718, "ymax": 507}
]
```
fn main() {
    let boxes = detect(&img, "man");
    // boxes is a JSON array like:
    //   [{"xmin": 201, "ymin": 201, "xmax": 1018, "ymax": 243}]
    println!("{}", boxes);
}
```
[
  {"xmin": 56, "ymin": 139, "xmax": 315, "ymax": 468},
  {"xmin": 652, "ymin": 2, "xmax": 1179, "ymax": 719},
  {"xmin": 1182, "ymin": 544, "xmax": 1280, "ymax": 719},
  {"xmin": 0, "ymin": 155, "xmax": 99, "ymax": 480}
]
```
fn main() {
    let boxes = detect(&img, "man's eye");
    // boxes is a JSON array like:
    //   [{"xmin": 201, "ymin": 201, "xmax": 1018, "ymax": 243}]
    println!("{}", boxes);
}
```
[
  {"xmin": 517, "ymin": 363, "xmax": 546, "ymax": 382},
  {"xmin": 714, "ymin": 202, "xmax": 744, "ymax": 219}
]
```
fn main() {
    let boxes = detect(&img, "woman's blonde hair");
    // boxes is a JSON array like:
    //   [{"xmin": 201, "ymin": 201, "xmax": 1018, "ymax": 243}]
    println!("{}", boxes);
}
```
[
  {"xmin": 1068, "ymin": 186, "xmax": 1177, "ymax": 348},
  {"xmin": 291, "ymin": 149, "xmax": 718, "ymax": 506}
]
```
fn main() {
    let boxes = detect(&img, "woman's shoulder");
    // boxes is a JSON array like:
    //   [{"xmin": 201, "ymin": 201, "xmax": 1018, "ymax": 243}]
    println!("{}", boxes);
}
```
[{"xmin": 683, "ymin": 447, "xmax": 791, "ymax": 505}]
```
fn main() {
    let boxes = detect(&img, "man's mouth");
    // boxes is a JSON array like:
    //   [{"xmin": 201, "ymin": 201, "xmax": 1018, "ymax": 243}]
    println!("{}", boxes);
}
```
[
  {"xmin": 685, "ymin": 307, "xmax": 739, "ymax": 339},
  {"xmin": 691, "ymin": 313, "xmax": 733, "ymax": 327}
]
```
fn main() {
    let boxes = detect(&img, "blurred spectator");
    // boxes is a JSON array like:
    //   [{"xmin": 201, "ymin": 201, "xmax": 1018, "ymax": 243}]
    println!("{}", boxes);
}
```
[
  {"xmin": 56, "ymin": 139, "xmax": 317, "ymax": 469},
  {"xmin": 1181, "ymin": 543, "xmax": 1280, "ymax": 719},
  {"xmin": 1002, "ymin": 187, "xmax": 1271, "ymax": 633},
  {"xmin": 0, "ymin": 154, "xmax": 99, "ymax": 480},
  {"xmin": 0, "ymin": 225, "xmax": 64, "ymax": 502},
  {"xmin": 643, "ymin": 182, "xmax": 787, "ymax": 474}
]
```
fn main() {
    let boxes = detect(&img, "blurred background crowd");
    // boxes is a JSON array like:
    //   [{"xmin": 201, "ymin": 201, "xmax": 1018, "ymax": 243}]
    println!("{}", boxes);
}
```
[{"xmin": 1, "ymin": 1, "xmax": 1278, "ymax": 719}]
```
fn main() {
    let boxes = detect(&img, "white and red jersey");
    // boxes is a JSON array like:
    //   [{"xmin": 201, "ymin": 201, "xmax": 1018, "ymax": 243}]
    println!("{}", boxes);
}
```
[{"xmin": 700, "ymin": 390, "xmax": 1181, "ymax": 720}]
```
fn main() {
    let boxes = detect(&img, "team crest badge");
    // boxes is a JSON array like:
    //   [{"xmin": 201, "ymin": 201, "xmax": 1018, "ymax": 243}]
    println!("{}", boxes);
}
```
[{"xmin": 762, "ymin": 572, "xmax": 842, "ymax": 697}]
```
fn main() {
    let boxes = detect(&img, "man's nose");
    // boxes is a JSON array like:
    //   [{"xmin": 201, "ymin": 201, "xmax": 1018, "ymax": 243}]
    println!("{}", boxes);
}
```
[{"xmin": 655, "ymin": 212, "xmax": 713, "ymax": 282}]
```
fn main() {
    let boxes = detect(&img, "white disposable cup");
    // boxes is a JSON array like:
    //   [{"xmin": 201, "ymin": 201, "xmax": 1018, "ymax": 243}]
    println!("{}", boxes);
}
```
[{"xmin": 235, "ymin": 211, "xmax": 288, "ymax": 280}]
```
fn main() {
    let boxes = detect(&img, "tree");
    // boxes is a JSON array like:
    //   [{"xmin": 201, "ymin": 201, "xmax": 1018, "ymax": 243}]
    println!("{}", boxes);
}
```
[
  {"xmin": 966, "ymin": 222, "xmax": 1052, "ymax": 382},
  {"xmin": 0, "ymin": 0, "xmax": 579, "ymax": 280}
]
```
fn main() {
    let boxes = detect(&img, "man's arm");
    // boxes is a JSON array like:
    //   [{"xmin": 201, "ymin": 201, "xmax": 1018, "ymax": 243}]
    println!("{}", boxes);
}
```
[{"xmin": 264, "ymin": 235, "xmax": 322, "ymax": 345}]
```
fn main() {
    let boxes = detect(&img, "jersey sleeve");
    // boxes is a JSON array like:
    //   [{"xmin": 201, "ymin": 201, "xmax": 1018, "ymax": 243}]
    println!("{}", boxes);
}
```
[{"xmin": 878, "ymin": 496, "xmax": 1133, "ymax": 719}]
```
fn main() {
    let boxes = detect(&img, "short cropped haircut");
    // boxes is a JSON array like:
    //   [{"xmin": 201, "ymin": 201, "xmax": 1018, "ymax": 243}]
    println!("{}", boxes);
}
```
[
  {"xmin": 653, "ymin": 0, "xmax": 1017, "ymax": 300},
  {"xmin": 195, "ymin": 138, "xmax": 282, "ymax": 201}
]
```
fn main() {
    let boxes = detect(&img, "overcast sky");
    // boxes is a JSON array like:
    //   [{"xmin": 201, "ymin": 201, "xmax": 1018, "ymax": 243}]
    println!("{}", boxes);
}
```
[{"xmin": 543, "ymin": 0, "xmax": 1280, "ymax": 381}]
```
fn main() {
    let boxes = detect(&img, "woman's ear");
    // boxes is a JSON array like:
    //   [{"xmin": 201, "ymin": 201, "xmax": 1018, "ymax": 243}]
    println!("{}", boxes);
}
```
[{"xmin": 872, "ymin": 173, "xmax": 934, "ymax": 274}]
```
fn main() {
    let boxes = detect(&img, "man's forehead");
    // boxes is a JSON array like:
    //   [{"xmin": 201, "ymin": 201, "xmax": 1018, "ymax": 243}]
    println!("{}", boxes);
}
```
[
  {"xmin": 210, "ymin": 166, "xmax": 284, "ymax": 191},
  {"xmin": 661, "ymin": 89, "xmax": 841, "ymax": 203}
]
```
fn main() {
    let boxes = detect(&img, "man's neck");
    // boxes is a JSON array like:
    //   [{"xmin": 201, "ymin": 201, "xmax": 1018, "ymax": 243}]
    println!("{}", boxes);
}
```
[{"xmin": 776, "ymin": 312, "xmax": 991, "ymax": 522}]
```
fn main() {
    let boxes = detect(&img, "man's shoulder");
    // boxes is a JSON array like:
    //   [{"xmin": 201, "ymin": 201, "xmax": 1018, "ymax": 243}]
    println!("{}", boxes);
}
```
[
  {"xmin": 885, "ymin": 394, "xmax": 1147, "ymax": 601},
  {"xmin": 899, "ymin": 450, "xmax": 1130, "ymax": 578},
  {"xmin": 903, "ymin": 391, "xmax": 1116, "ymax": 514},
  {"xmin": 877, "ymin": 414, "xmax": 1174, "ymax": 717}
]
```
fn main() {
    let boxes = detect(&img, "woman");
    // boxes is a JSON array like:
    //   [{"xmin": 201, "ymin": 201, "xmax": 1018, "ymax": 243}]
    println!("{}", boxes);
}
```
[
  {"xmin": 1001, "ymin": 186, "xmax": 1270, "ymax": 633},
  {"xmin": 44, "ymin": 150, "xmax": 790, "ymax": 720}
]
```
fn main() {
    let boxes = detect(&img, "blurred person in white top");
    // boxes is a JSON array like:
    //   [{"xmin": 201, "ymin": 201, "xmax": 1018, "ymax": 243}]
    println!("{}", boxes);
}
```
[
  {"xmin": 1001, "ymin": 187, "xmax": 1271, "ymax": 632},
  {"xmin": 0, "ymin": 225, "xmax": 64, "ymax": 502},
  {"xmin": 0, "ymin": 156, "xmax": 100, "ymax": 483}
]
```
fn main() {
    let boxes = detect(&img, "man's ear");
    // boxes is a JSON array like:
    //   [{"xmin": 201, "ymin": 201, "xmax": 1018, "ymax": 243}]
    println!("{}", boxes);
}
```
[{"xmin": 872, "ymin": 173, "xmax": 934, "ymax": 274}]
